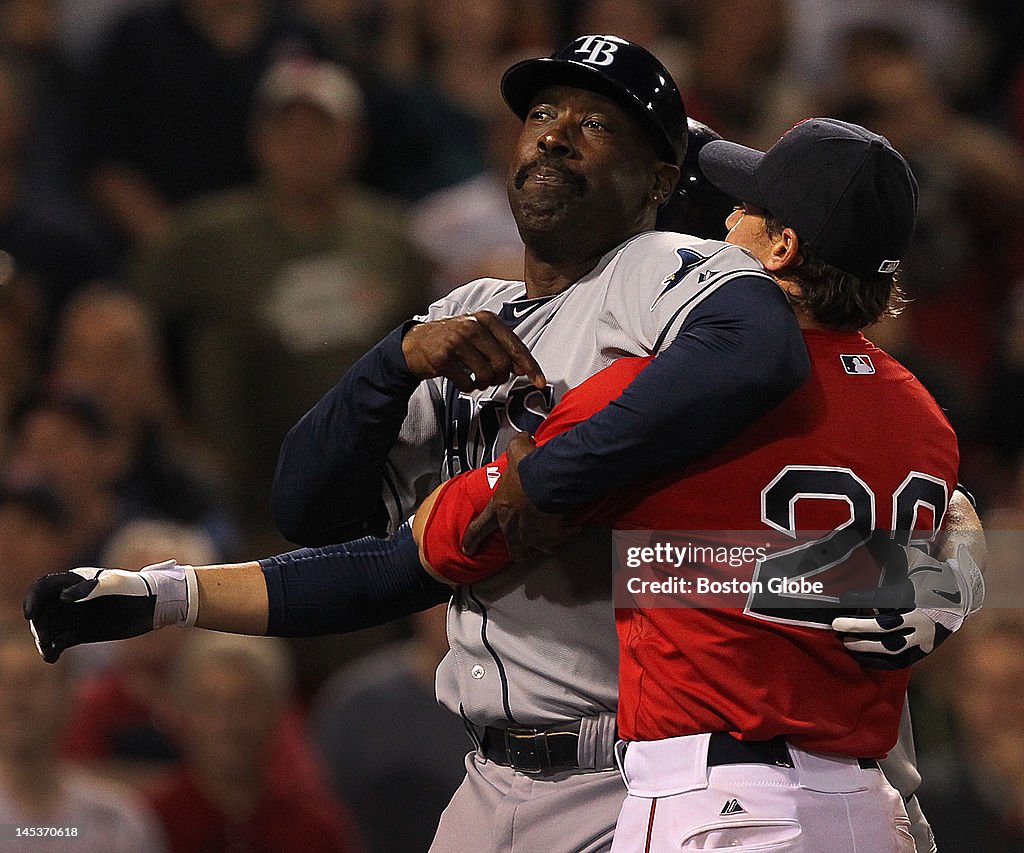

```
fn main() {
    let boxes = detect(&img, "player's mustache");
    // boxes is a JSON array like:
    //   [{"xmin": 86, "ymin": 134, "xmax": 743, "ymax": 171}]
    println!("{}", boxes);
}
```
[{"xmin": 513, "ymin": 158, "xmax": 586, "ymax": 192}]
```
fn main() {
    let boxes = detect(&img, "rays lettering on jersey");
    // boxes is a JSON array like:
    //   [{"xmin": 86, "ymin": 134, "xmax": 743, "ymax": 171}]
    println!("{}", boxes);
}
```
[
  {"xmin": 445, "ymin": 380, "xmax": 555, "ymax": 477},
  {"xmin": 651, "ymin": 247, "xmax": 706, "ymax": 310}
]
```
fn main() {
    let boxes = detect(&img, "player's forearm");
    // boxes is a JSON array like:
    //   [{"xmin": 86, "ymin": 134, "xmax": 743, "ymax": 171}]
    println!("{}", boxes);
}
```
[
  {"xmin": 193, "ymin": 562, "xmax": 269, "ymax": 635},
  {"xmin": 271, "ymin": 323, "xmax": 422, "ymax": 545},
  {"xmin": 260, "ymin": 523, "xmax": 451, "ymax": 636},
  {"xmin": 25, "ymin": 525, "xmax": 448, "ymax": 664}
]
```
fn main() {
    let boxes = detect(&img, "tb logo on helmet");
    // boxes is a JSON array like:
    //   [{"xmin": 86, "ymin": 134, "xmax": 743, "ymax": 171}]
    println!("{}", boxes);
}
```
[{"xmin": 574, "ymin": 35, "xmax": 619, "ymax": 66}]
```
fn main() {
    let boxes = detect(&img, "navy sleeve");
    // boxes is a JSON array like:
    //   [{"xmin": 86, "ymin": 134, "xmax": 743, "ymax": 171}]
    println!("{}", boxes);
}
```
[
  {"xmin": 518, "ymin": 276, "xmax": 809, "ymax": 511},
  {"xmin": 260, "ymin": 523, "xmax": 451, "ymax": 637},
  {"xmin": 271, "ymin": 323, "xmax": 421, "ymax": 546}
]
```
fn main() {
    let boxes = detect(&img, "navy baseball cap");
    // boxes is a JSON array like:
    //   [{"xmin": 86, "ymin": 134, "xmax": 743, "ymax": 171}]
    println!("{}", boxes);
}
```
[
  {"xmin": 501, "ymin": 35, "xmax": 687, "ymax": 165},
  {"xmin": 698, "ymin": 118, "xmax": 919, "ymax": 279}
]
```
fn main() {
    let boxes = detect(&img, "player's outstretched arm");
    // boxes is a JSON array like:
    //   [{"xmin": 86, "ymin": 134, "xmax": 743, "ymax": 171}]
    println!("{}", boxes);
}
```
[
  {"xmin": 832, "ymin": 489, "xmax": 987, "ymax": 669},
  {"xmin": 24, "ymin": 559, "xmax": 268, "ymax": 663},
  {"xmin": 25, "ymin": 524, "xmax": 450, "ymax": 662}
]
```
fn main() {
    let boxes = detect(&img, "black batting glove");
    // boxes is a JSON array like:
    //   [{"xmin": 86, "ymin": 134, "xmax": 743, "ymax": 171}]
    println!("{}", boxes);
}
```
[{"xmin": 24, "ymin": 561, "xmax": 197, "ymax": 663}]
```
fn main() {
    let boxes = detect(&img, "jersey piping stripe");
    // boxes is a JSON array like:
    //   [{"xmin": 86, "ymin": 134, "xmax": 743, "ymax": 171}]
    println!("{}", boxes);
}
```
[
  {"xmin": 441, "ymin": 378, "xmax": 458, "ymax": 479},
  {"xmin": 468, "ymin": 587, "xmax": 520, "ymax": 725},
  {"xmin": 458, "ymin": 702, "xmax": 483, "ymax": 751},
  {"xmin": 430, "ymin": 377, "xmax": 449, "ymax": 454},
  {"xmin": 651, "ymin": 270, "xmax": 777, "ymax": 353},
  {"xmin": 381, "ymin": 465, "xmax": 403, "ymax": 524}
]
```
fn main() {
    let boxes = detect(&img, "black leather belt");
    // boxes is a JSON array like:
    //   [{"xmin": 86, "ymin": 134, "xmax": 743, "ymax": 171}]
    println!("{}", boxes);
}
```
[
  {"xmin": 480, "ymin": 727, "xmax": 879, "ymax": 774},
  {"xmin": 480, "ymin": 722, "xmax": 582, "ymax": 774},
  {"xmin": 707, "ymin": 732, "xmax": 878, "ymax": 770}
]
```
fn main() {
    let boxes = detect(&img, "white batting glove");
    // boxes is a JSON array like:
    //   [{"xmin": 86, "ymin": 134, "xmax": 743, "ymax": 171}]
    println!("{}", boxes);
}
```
[
  {"xmin": 832, "ymin": 544, "xmax": 984, "ymax": 670},
  {"xmin": 24, "ymin": 560, "xmax": 198, "ymax": 663}
]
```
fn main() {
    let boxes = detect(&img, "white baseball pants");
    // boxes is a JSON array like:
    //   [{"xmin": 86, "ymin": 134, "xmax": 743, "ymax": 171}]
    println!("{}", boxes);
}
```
[{"xmin": 611, "ymin": 734, "xmax": 915, "ymax": 852}]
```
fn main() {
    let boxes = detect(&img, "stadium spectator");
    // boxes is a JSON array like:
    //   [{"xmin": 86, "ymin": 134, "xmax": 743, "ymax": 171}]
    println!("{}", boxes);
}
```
[
  {"xmin": 916, "ymin": 614, "xmax": 1024, "ymax": 852},
  {"xmin": 131, "ymin": 57, "xmax": 428, "ymax": 548},
  {"xmin": 55, "ymin": 0, "xmax": 162, "ymax": 69},
  {"xmin": 0, "ymin": 54, "xmax": 110, "ymax": 337},
  {"xmin": 0, "ymin": 262, "xmax": 41, "ymax": 452},
  {"xmin": 48, "ymin": 283, "xmax": 237, "ymax": 554},
  {"xmin": 0, "ymin": 0, "xmax": 87, "ymax": 206},
  {"xmin": 3, "ymin": 390, "xmax": 121, "ymax": 566},
  {"xmin": 408, "ymin": 96, "xmax": 523, "ymax": 297},
  {"xmin": 378, "ymin": 0, "xmax": 537, "ymax": 112},
  {"xmin": 677, "ymin": 0, "xmax": 810, "ymax": 145},
  {"xmin": 60, "ymin": 520, "xmax": 220, "ymax": 787},
  {"xmin": 310, "ymin": 605, "xmax": 467, "ymax": 853},
  {"xmin": 782, "ymin": 0, "xmax": 983, "ymax": 97},
  {"xmin": 828, "ymin": 25, "xmax": 1024, "ymax": 463},
  {"xmin": 80, "ymin": 0, "xmax": 329, "ymax": 249},
  {"xmin": 144, "ymin": 632, "xmax": 359, "ymax": 853},
  {"xmin": 0, "ymin": 479, "xmax": 72, "ymax": 614},
  {"xmin": 0, "ymin": 626, "xmax": 167, "ymax": 852},
  {"xmin": 302, "ymin": 0, "xmax": 515, "ymax": 200}
]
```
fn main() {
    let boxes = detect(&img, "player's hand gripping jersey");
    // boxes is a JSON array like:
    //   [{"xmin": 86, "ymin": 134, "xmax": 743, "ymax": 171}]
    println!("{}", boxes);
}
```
[{"xmin": 419, "ymin": 329, "xmax": 958, "ymax": 757}]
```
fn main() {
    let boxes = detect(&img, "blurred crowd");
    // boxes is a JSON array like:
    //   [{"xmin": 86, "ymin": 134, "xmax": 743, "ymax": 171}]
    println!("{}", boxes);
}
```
[{"xmin": 0, "ymin": 1, "xmax": 1021, "ymax": 851}]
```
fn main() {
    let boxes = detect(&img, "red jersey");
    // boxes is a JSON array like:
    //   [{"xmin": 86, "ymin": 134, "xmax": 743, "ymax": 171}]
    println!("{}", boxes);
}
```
[{"xmin": 420, "ymin": 330, "xmax": 958, "ymax": 757}]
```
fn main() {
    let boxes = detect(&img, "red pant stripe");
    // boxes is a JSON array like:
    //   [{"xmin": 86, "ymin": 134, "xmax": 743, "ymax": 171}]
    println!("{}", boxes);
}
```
[{"xmin": 644, "ymin": 798, "xmax": 658, "ymax": 853}]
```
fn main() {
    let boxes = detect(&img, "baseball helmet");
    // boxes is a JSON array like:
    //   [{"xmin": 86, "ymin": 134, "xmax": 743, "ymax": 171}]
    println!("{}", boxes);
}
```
[
  {"xmin": 501, "ymin": 35, "xmax": 687, "ymax": 165},
  {"xmin": 657, "ymin": 118, "xmax": 737, "ymax": 240}
]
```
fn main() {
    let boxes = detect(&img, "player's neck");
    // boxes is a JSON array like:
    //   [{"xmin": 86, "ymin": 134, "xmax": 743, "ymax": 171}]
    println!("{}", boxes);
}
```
[
  {"xmin": 523, "ymin": 251, "xmax": 604, "ymax": 298},
  {"xmin": 773, "ymin": 275, "xmax": 826, "ymax": 330},
  {"xmin": 796, "ymin": 312, "xmax": 826, "ymax": 330}
]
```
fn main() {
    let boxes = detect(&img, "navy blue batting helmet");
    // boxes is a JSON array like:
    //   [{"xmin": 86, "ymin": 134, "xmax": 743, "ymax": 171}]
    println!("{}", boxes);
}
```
[{"xmin": 501, "ymin": 35, "xmax": 687, "ymax": 166}]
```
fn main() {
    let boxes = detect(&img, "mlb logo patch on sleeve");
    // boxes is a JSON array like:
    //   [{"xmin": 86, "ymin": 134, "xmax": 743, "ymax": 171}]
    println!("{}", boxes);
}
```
[{"xmin": 840, "ymin": 354, "xmax": 875, "ymax": 375}]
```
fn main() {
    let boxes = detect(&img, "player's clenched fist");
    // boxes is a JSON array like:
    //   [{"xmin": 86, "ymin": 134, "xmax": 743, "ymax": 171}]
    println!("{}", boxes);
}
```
[
  {"xmin": 24, "ymin": 561, "xmax": 197, "ymax": 663},
  {"xmin": 401, "ymin": 311, "xmax": 546, "ymax": 392}
]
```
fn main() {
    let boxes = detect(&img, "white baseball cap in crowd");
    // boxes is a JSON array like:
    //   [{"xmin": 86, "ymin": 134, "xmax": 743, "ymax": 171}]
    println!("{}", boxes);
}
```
[{"xmin": 255, "ymin": 57, "xmax": 364, "ymax": 121}]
